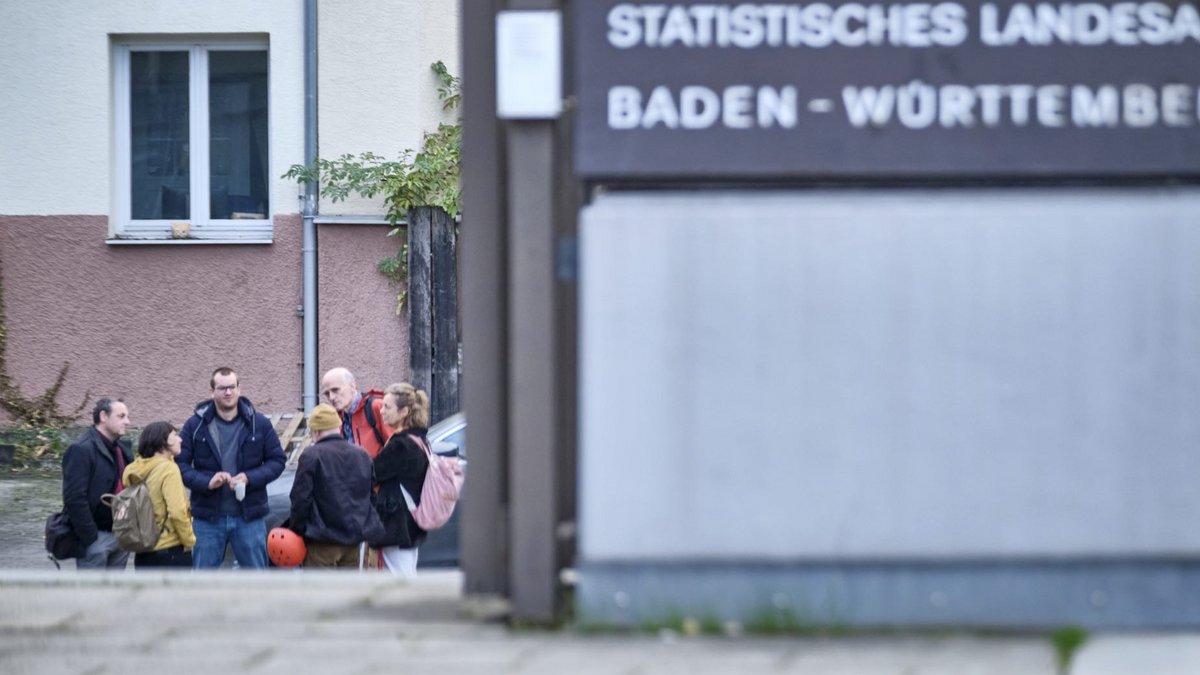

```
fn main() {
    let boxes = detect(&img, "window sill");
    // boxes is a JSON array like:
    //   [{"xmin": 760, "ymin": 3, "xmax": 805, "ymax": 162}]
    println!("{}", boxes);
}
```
[
  {"xmin": 315, "ymin": 214, "xmax": 402, "ymax": 226},
  {"xmin": 106, "ymin": 237, "xmax": 273, "ymax": 246}
]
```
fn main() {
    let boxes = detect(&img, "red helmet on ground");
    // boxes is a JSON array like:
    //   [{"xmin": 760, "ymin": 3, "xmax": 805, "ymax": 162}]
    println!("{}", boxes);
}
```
[{"xmin": 267, "ymin": 527, "xmax": 306, "ymax": 568}]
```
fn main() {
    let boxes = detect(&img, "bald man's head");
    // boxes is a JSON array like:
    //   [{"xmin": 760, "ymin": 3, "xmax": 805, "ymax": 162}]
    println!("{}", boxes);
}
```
[{"xmin": 320, "ymin": 367, "xmax": 357, "ymax": 412}]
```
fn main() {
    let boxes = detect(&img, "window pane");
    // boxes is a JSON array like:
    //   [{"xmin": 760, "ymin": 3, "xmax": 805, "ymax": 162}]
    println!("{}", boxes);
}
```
[
  {"xmin": 443, "ymin": 428, "xmax": 467, "ymax": 459},
  {"xmin": 130, "ymin": 52, "xmax": 189, "ymax": 220},
  {"xmin": 209, "ymin": 51, "xmax": 269, "ymax": 220}
]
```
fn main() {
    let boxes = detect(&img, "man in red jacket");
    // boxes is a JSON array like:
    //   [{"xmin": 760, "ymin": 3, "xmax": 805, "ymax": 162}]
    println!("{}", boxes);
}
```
[{"xmin": 319, "ymin": 367, "xmax": 394, "ymax": 458}]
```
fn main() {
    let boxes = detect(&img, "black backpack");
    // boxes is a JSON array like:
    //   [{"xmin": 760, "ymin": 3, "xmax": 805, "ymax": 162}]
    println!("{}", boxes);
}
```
[{"xmin": 44, "ymin": 511, "xmax": 79, "ymax": 561}]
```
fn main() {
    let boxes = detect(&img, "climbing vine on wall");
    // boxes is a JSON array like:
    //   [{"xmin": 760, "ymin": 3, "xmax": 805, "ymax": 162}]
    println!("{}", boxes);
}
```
[{"xmin": 0, "ymin": 255, "xmax": 90, "ymax": 427}]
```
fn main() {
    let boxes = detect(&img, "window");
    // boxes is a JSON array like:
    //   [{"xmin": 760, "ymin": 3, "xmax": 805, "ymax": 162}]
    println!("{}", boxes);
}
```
[{"xmin": 113, "ymin": 40, "xmax": 271, "ymax": 242}]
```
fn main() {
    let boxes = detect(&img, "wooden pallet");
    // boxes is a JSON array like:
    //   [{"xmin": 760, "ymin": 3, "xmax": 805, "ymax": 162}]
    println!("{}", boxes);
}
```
[{"xmin": 266, "ymin": 411, "xmax": 312, "ymax": 466}]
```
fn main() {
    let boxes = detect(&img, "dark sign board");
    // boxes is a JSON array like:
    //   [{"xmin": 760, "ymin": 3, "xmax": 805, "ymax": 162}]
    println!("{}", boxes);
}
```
[{"xmin": 573, "ymin": 1, "xmax": 1200, "ymax": 179}]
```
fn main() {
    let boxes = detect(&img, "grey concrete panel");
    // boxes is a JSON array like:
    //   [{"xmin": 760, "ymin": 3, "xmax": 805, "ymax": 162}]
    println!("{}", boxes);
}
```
[
  {"xmin": 579, "ymin": 188, "xmax": 1200, "ymax": 561},
  {"xmin": 575, "ymin": 560, "xmax": 1200, "ymax": 629}
]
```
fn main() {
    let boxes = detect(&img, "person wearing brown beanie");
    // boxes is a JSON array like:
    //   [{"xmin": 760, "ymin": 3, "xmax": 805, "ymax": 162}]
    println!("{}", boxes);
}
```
[{"xmin": 287, "ymin": 404, "xmax": 385, "ymax": 568}]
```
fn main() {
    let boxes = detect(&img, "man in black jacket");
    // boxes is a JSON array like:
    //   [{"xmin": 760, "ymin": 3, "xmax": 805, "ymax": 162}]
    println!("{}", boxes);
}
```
[
  {"xmin": 61, "ymin": 398, "xmax": 133, "ymax": 569},
  {"xmin": 288, "ymin": 404, "xmax": 384, "ymax": 568}
]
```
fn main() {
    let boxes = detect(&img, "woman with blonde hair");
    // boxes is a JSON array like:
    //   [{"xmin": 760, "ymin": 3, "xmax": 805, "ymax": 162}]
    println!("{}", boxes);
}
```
[
  {"xmin": 122, "ymin": 421, "xmax": 196, "ymax": 568},
  {"xmin": 371, "ymin": 382, "xmax": 431, "ymax": 576}
]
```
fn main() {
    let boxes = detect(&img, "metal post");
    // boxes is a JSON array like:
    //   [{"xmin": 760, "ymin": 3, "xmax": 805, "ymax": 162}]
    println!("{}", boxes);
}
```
[{"xmin": 301, "ymin": 0, "xmax": 319, "ymax": 414}]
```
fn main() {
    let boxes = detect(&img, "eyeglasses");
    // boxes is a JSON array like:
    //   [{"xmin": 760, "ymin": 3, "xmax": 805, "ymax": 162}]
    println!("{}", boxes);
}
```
[{"xmin": 214, "ymin": 384, "xmax": 239, "ymax": 393}]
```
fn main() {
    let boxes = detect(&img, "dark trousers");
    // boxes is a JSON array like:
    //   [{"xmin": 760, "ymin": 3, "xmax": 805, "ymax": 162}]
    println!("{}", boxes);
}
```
[{"xmin": 134, "ymin": 545, "xmax": 193, "ymax": 569}]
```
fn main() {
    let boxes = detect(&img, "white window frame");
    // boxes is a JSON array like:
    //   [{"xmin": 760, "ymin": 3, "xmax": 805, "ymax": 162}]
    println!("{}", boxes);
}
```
[{"xmin": 112, "ymin": 39, "xmax": 272, "ymax": 244}]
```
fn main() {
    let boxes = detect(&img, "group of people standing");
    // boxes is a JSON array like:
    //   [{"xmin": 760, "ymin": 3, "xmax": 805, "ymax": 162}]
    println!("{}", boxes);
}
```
[
  {"xmin": 290, "ymin": 369, "xmax": 433, "ymax": 574},
  {"xmin": 60, "ymin": 366, "xmax": 432, "ymax": 575}
]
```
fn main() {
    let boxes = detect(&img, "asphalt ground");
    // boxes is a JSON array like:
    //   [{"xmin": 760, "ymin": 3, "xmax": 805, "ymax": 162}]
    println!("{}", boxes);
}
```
[{"xmin": 1, "ymin": 569, "xmax": 1195, "ymax": 674}]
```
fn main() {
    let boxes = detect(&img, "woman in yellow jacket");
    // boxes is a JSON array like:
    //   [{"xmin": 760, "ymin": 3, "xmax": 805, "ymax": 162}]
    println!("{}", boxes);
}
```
[{"xmin": 122, "ymin": 421, "xmax": 196, "ymax": 568}]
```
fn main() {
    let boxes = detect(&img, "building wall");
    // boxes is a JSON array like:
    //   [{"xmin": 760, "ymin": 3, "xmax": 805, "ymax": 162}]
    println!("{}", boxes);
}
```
[
  {"xmin": 313, "ymin": 0, "xmax": 458, "ymax": 382},
  {"xmin": 318, "ymin": 0, "xmax": 461, "ymax": 216},
  {"xmin": 316, "ymin": 223, "xmax": 410, "ymax": 390},
  {"xmin": 0, "ymin": 1, "xmax": 457, "ymax": 425},
  {"xmin": 0, "ymin": 0, "xmax": 305, "ymax": 217},
  {"xmin": 0, "ymin": 216, "xmax": 304, "ymax": 426}
]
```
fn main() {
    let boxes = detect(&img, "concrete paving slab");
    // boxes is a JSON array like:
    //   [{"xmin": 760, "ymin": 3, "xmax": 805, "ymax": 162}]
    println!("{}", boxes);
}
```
[
  {"xmin": 1070, "ymin": 634, "xmax": 1200, "ymax": 675},
  {"xmin": 772, "ymin": 636, "xmax": 1058, "ymax": 674},
  {"xmin": 0, "ymin": 570, "xmax": 1194, "ymax": 675}
]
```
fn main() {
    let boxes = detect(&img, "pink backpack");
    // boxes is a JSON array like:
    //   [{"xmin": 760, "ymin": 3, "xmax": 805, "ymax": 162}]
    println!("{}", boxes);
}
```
[{"xmin": 399, "ymin": 434, "xmax": 464, "ymax": 531}]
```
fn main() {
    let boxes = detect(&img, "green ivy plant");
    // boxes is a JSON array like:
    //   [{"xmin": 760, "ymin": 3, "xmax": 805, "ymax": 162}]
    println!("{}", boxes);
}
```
[{"xmin": 284, "ymin": 61, "xmax": 461, "ymax": 313}]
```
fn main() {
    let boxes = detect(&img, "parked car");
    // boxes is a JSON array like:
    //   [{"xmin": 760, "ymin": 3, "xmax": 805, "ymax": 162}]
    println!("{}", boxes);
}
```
[{"xmin": 265, "ymin": 412, "xmax": 467, "ymax": 568}]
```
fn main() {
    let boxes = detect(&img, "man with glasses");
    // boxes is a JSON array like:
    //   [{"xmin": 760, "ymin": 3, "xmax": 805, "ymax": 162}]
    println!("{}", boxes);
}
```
[
  {"xmin": 320, "ymin": 367, "xmax": 393, "ymax": 459},
  {"xmin": 178, "ymin": 367, "xmax": 285, "ymax": 568}
]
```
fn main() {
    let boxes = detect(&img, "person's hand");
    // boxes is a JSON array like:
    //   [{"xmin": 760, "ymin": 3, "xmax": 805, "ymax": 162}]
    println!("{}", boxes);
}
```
[
  {"xmin": 228, "ymin": 472, "xmax": 249, "ymax": 489},
  {"xmin": 208, "ymin": 471, "xmax": 231, "ymax": 490}
]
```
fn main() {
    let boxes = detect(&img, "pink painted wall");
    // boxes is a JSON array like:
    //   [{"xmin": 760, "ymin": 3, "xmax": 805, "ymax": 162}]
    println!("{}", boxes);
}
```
[
  {"xmin": 316, "ymin": 223, "xmax": 410, "ymax": 392},
  {"xmin": 0, "ymin": 216, "xmax": 407, "ymax": 427}
]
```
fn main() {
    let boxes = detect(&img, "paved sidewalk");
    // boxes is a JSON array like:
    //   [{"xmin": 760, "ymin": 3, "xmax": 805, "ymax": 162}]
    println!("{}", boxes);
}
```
[
  {"xmin": 0, "ymin": 570, "xmax": 1192, "ymax": 674},
  {"xmin": 1071, "ymin": 634, "xmax": 1200, "ymax": 675}
]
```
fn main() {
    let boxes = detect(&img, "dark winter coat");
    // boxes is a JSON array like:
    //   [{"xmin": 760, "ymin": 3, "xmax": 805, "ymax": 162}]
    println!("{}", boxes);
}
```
[
  {"xmin": 177, "ymin": 396, "xmax": 286, "ymax": 522},
  {"xmin": 371, "ymin": 428, "xmax": 429, "ymax": 549},
  {"xmin": 288, "ymin": 435, "xmax": 385, "ymax": 546},
  {"xmin": 61, "ymin": 427, "xmax": 133, "ymax": 549}
]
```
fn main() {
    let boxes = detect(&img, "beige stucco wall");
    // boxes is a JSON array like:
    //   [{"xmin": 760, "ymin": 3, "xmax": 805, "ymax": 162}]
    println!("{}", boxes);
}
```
[
  {"xmin": 0, "ymin": 0, "xmax": 460, "ymax": 218},
  {"xmin": 0, "ymin": 0, "xmax": 305, "ymax": 217},
  {"xmin": 318, "ymin": 0, "xmax": 461, "ymax": 216}
]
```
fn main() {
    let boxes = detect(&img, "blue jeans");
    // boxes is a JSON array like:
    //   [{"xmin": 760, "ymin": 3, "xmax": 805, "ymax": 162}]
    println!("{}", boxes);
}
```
[{"xmin": 192, "ymin": 516, "xmax": 268, "ymax": 569}]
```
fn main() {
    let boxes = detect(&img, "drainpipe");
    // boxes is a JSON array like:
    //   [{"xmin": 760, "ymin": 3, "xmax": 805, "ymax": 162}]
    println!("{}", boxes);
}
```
[{"xmin": 301, "ymin": 0, "xmax": 319, "ymax": 412}]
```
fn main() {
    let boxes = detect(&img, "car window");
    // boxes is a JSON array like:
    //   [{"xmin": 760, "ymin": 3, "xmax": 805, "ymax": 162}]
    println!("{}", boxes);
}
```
[{"xmin": 435, "ymin": 426, "xmax": 466, "ymax": 459}]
